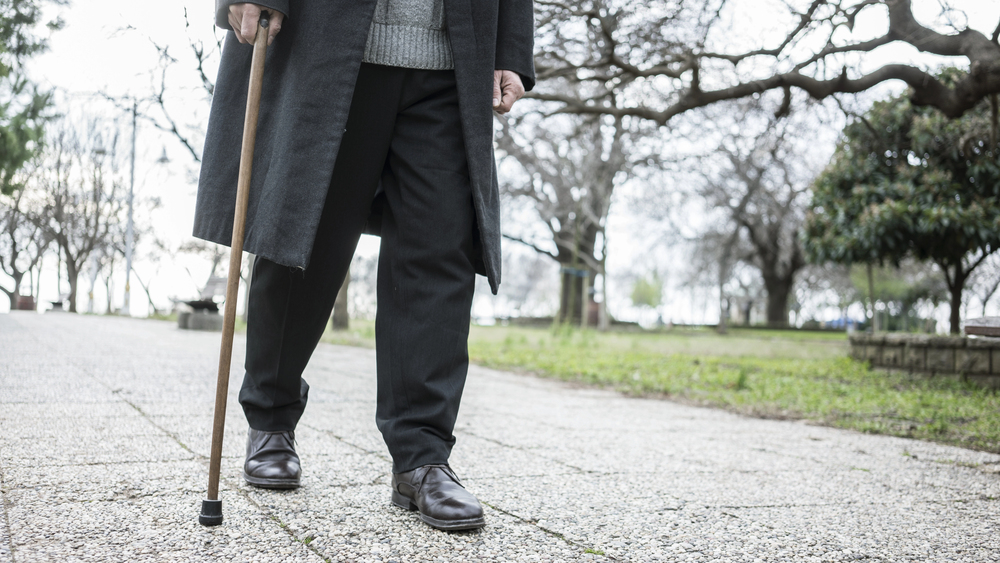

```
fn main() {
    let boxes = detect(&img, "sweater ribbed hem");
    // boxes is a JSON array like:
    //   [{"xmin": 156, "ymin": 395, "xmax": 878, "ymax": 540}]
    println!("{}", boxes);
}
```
[{"xmin": 362, "ymin": 22, "xmax": 454, "ymax": 70}]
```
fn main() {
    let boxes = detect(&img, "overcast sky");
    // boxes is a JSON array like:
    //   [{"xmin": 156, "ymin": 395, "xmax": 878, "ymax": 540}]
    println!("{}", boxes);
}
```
[{"xmin": 11, "ymin": 0, "xmax": 1000, "ymax": 324}]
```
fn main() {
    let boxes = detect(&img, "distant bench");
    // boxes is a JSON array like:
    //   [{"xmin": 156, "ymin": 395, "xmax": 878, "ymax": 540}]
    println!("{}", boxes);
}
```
[{"xmin": 176, "ymin": 276, "xmax": 227, "ymax": 332}]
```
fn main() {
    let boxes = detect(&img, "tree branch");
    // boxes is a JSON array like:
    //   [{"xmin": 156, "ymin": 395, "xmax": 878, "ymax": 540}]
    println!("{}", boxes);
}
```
[
  {"xmin": 502, "ymin": 234, "xmax": 558, "ymax": 261},
  {"xmin": 532, "ymin": 0, "xmax": 1000, "ymax": 124}
]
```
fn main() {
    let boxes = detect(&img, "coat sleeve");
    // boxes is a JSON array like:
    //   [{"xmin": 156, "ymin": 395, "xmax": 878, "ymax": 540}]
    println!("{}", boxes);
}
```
[
  {"xmin": 495, "ymin": 0, "xmax": 536, "ymax": 92},
  {"xmin": 215, "ymin": 0, "xmax": 290, "ymax": 30}
]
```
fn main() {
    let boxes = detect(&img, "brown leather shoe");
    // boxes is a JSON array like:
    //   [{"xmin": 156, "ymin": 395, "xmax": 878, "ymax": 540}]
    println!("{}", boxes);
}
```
[
  {"xmin": 242, "ymin": 428, "xmax": 301, "ymax": 489},
  {"xmin": 391, "ymin": 464, "xmax": 485, "ymax": 530}
]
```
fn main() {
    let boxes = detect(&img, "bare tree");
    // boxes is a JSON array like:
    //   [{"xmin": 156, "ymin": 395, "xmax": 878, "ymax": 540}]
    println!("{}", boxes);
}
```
[
  {"xmin": 111, "ymin": 9, "xmax": 220, "ymax": 165},
  {"xmin": 177, "ymin": 239, "xmax": 227, "ymax": 290},
  {"xmin": 35, "ymin": 120, "xmax": 125, "ymax": 313},
  {"xmin": 99, "ymin": 212, "xmax": 164, "ymax": 314},
  {"xmin": 687, "ymin": 104, "xmax": 819, "ymax": 327},
  {"xmin": 687, "ymin": 227, "xmax": 757, "ymax": 332},
  {"xmin": 0, "ymin": 168, "xmax": 51, "ymax": 308},
  {"xmin": 968, "ymin": 254, "xmax": 1000, "ymax": 317},
  {"xmin": 497, "ymin": 110, "xmax": 646, "ymax": 326},
  {"xmin": 97, "ymin": 247, "xmax": 119, "ymax": 314},
  {"xmin": 530, "ymin": 0, "xmax": 1000, "ymax": 125}
]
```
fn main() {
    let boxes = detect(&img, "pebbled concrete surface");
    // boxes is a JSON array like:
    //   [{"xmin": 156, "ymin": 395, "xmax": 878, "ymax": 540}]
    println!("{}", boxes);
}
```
[{"xmin": 1, "ymin": 311, "xmax": 998, "ymax": 562}]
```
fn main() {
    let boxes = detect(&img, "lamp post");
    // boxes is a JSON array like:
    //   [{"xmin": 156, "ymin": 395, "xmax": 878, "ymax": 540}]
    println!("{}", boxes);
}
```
[
  {"xmin": 122, "ymin": 101, "xmax": 137, "ymax": 316},
  {"xmin": 120, "ymin": 100, "xmax": 169, "ymax": 316}
]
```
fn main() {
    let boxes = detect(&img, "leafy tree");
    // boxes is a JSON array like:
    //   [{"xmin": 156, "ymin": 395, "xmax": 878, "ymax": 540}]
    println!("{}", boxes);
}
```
[
  {"xmin": 0, "ymin": 0, "xmax": 63, "ymax": 195},
  {"xmin": 0, "ymin": 0, "xmax": 62, "ymax": 305},
  {"xmin": 805, "ymin": 71, "xmax": 1000, "ymax": 333}
]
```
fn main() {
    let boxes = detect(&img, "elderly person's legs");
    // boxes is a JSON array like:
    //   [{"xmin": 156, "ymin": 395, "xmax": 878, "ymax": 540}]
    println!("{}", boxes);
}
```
[
  {"xmin": 240, "ymin": 64, "xmax": 484, "ymax": 529},
  {"xmin": 374, "ymin": 68, "xmax": 484, "ymax": 530}
]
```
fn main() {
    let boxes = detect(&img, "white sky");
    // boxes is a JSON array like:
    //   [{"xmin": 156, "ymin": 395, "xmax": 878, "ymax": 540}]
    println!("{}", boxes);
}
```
[{"xmin": 6, "ymin": 0, "xmax": 999, "ymax": 326}]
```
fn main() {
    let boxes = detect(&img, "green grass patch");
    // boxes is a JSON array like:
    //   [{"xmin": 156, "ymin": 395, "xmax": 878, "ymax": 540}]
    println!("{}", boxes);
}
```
[
  {"xmin": 318, "ymin": 321, "xmax": 999, "ymax": 453},
  {"xmin": 466, "ymin": 325, "xmax": 1000, "ymax": 454},
  {"xmin": 469, "ymin": 324, "xmax": 847, "ymax": 360},
  {"xmin": 724, "ymin": 326, "xmax": 849, "ymax": 342}
]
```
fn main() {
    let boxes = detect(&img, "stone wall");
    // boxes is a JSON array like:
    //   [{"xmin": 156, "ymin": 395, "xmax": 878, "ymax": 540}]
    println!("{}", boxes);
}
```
[{"xmin": 849, "ymin": 333, "xmax": 1000, "ymax": 389}]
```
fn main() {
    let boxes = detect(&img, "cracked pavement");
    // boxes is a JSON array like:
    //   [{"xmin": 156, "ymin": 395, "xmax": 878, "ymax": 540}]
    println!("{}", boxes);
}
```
[{"xmin": 1, "ymin": 311, "xmax": 999, "ymax": 562}]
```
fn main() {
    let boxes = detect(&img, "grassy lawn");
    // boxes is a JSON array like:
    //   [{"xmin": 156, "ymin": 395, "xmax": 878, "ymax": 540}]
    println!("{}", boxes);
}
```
[{"xmin": 322, "ymin": 321, "xmax": 1000, "ymax": 454}]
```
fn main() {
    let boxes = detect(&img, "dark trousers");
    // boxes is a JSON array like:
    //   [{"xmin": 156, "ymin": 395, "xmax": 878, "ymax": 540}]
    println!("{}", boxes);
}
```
[{"xmin": 239, "ymin": 63, "xmax": 478, "ymax": 473}]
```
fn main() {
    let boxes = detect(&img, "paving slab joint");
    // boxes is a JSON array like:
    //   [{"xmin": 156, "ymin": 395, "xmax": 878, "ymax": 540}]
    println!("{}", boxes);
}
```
[
  {"xmin": 0, "ymin": 456, "xmax": 13, "ymax": 563},
  {"xmin": 481, "ymin": 501, "xmax": 615, "ymax": 561},
  {"xmin": 239, "ymin": 487, "xmax": 332, "ymax": 562},
  {"xmin": 458, "ymin": 428, "xmax": 591, "ymax": 474},
  {"xmin": 103, "ymin": 376, "xmax": 200, "ymax": 458}
]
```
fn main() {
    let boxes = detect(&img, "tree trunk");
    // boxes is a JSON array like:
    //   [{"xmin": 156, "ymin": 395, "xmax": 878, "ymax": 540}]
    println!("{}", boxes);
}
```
[
  {"xmin": 66, "ymin": 258, "xmax": 80, "ymax": 313},
  {"xmin": 598, "ymin": 268, "xmax": 609, "ymax": 332},
  {"xmin": 598, "ymin": 238, "xmax": 610, "ymax": 331},
  {"xmin": 332, "ymin": 270, "xmax": 350, "ymax": 330},
  {"xmin": 763, "ymin": 276, "xmax": 792, "ymax": 327},
  {"xmin": 557, "ymin": 268, "xmax": 585, "ymax": 324},
  {"xmin": 949, "ymin": 278, "xmax": 964, "ymax": 334},
  {"xmin": 104, "ymin": 273, "xmax": 114, "ymax": 315},
  {"xmin": 717, "ymin": 231, "xmax": 739, "ymax": 334},
  {"xmin": 87, "ymin": 255, "xmax": 99, "ymax": 314},
  {"xmin": 939, "ymin": 260, "xmax": 971, "ymax": 335},
  {"xmin": 12, "ymin": 272, "xmax": 23, "ymax": 307},
  {"xmin": 866, "ymin": 263, "xmax": 876, "ymax": 332},
  {"xmin": 56, "ymin": 252, "xmax": 62, "ymax": 301},
  {"xmin": 717, "ymin": 279, "xmax": 728, "ymax": 334},
  {"xmin": 554, "ymin": 223, "xmax": 600, "ymax": 325},
  {"xmin": 1, "ymin": 271, "xmax": 22, "ymax": 310},
  {"xmin": 34, "ymin": 256, "xmax": 42, "ymax": 308}
]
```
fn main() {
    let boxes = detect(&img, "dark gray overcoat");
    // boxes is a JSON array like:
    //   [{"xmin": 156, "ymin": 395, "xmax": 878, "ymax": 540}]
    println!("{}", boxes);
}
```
[{"xmin": 193, "ymin": 0, "xmax": 535, "ymax": 293}]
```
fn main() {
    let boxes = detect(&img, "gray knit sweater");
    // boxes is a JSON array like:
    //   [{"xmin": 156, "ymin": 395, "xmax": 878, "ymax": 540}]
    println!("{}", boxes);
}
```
[{"xmin": 363, "ymin": 0, "xmax": 454, "ymax": 70}]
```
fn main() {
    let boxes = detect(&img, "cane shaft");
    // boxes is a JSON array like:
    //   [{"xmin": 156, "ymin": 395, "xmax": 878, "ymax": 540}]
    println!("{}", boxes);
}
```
[{"xmin": 206, "ymin": 16, "xmax": 269, "ymax": 502}]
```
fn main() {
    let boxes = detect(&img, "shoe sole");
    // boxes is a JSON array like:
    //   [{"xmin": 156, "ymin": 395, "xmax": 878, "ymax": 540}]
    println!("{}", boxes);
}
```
[
  {"xmin": 391, "ymin": 491, "xmax": 486, "ymax": 531},
  {"xmin": 242, "ymin": 471, "xmax": 301, "ymax": 490}
]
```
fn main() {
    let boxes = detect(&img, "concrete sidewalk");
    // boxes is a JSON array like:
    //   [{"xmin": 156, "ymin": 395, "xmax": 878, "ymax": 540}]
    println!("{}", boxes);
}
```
[{"xmin": 1, "ymin": 312, "xmax": 998, "ymax": 562}]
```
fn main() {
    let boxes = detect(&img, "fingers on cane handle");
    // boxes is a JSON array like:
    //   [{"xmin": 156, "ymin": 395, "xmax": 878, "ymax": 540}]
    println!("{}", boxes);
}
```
[{"xmin": 256, "ymin": 11, "xmax": 270, "ymax": 45}]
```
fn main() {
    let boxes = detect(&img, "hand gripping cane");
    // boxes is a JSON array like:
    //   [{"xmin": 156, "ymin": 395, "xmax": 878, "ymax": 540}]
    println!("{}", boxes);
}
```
[{"xmin": 199, "ymin": 11, "xmax": 270, "ymax": 527}]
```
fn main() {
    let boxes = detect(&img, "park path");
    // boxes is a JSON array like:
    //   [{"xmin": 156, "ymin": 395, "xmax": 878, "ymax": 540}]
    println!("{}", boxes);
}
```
[{"xmin": 1, "ymin": 311, "xmax": 998, "ymax": 562}]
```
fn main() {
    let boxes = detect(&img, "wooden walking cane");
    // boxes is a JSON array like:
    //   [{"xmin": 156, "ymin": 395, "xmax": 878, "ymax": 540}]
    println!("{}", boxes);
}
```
[{"xmin": 199, "ymin": 11, "xmax": 270, "ymax": 527}]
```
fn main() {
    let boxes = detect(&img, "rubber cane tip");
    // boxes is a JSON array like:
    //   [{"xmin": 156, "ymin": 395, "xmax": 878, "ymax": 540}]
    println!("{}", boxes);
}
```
[{"xmin": 199, "ymin": 499, "xmax": 224, "ymax": 526}]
